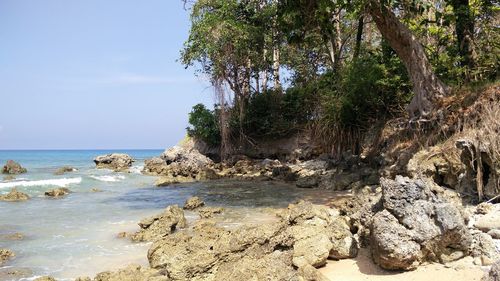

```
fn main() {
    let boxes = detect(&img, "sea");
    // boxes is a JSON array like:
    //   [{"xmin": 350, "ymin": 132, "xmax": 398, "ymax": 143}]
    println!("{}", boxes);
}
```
[{"xmin": 0, "ymin": 150, "xmax": 338, "ymax": 280}]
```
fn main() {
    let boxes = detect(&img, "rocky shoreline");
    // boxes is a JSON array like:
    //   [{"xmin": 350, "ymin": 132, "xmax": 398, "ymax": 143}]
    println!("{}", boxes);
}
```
[{"xmin": 1, "ymin": 145, "xmax": 499, "ymax": 280}]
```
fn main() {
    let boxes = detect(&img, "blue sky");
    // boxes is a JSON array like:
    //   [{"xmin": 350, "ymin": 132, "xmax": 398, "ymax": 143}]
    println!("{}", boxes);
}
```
[{"xmin": 0, "ymin": 0, "xmax": 213, "ymax": 149}]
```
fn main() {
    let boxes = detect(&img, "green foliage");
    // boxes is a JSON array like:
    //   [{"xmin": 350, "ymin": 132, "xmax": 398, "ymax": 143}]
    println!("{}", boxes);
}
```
[
  {"xmin": 242, "ymin": 88, "xmax": 316, "ymax": 139},
  {"xmin": 186, "ymin": 104, "xmax": 220, "ymax": 146},
  {"xmin": 320, "ymin": 47, "xmax": 412, "ymax": 129}
]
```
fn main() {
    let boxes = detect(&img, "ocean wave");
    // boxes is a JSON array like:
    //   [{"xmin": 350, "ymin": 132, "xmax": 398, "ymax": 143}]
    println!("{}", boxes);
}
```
[
  {"xmin": 129, "ymin": 165, "xmax": 144, "ymax": 174},
  {"xmin": 0, "ymin": 177, "xmax": 82, "ymax": 189},
  {"xmin": 90, "ymin": 175, "xmax": 126, "ymax": 182}
]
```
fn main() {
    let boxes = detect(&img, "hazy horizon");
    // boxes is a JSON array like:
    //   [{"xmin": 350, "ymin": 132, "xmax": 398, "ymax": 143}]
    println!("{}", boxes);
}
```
[{"xmin": 0, "ymin": 0, "xmax": 213, "ymax": 150}]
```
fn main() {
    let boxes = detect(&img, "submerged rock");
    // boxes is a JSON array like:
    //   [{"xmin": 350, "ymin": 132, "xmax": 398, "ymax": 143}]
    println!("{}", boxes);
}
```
[
  {"xmin": 94, "ymin": 154, "xmax": 134, "ymax": 172},
  {"xmin": 0, "ymin": 232, "xmax": 24, "ymax": 241},
  {"xmin": 53, "ymin": 166, "xmax": 76, "ymax": 175},
  {"xmin": 183, "ymin": 196, "xmax": 205, "ymax": 210},
  {"xmin": 131, "ymin": 205, "xmax": 187, "ymax": 242},
  {"xmin": 44, "ymin": 188, "xmax": 70, "ymax": 198},
  {"xmin": 2, "ymin": 160, "xmax": 27, "ymax": 175},
  {"xmin": 0, "ymin": 249, "xmax": 15, "ymax": 265},
  {"xmin": 0, "ymin": 267, "xmax": 33, "ymax": 280},
  {"xmin": 0, "ymin": 188, "xmax": 30, "ymax": 202},
  {"xmin": 2, "ymin": 175, "xmax": 15, "ymax": 181},
  {"xmin": 33, "ymin": 277, "xmax": 57, "ymax": 281},
  {"xmin": 155, "ymin": 175, "xmax": 193, "ymax": 187},
  {"xmin": 370, "ymin": 176, "xmax": 472, "ymax": 271}
]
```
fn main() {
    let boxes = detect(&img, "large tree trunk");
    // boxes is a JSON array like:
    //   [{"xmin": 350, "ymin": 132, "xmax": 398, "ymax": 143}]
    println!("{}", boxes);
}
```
[{"xmin": 368, "ymin": 0, "xmax": 449, "ymax": 118}]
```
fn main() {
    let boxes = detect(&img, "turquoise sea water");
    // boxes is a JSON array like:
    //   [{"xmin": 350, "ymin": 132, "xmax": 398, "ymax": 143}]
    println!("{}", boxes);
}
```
[{"xmin": 0, "ymin": 150, "xmax": 338, "ymax": 280}]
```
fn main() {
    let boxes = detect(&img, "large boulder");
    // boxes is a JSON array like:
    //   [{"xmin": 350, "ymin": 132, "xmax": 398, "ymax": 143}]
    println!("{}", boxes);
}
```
[
  {"xmin": 0, "ymin": 188, "xmax": 29, "ymax": 202},
  {"xmin": 131, "ymin": 205, "xmax": 187, "ymax": 242},
  {"xmin": 94, "ymin": 154, "xmax": 134, "ymax": 172},
  {"xmin": 370, "ymin": 176, "xmax": 472, "ymax": 270},
  {"xmin": 2, "ymin": 160, "xmax": 27, "ymax": 174},
  {"xmin": 147, "ymin": 201, "xmax": 357, "ymax": 280},
  {"xmin": 143, "ymin": 145, "xmax": 215, "ymax": 184}
]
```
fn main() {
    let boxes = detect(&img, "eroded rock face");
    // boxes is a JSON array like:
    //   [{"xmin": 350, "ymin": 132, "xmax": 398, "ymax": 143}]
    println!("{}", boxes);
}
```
[
  {"xmin": 0, "ymin": 249, "xmax": 15, "ymax": 265},
  {"xmin": 2, "ymin": 160, "xmax": 27, "ymax": 175},
  {"xmin": 131, "ymin": 205, "xmax": 187, "ymax": 242},
  {"xmin": 147, "ymin": 201, "xmax": 357, "ymax": 280},
  {"xmin": 370, "ymin": 176, "xmax": 472, "ymax": 270},
  {"xmin": 44, "ymin": 188, "xmax": 70, "ymax": 197},
  {"xmin": 0, "ymin": 188, "xmax": 29, "ymax": 202},
  {"xmin": 183, "ymin": 196, "xmax": 205, "ymax": 210},
  {"xmin": 94, "ymin": 154, "xmax": 134, "ymax": 172}
]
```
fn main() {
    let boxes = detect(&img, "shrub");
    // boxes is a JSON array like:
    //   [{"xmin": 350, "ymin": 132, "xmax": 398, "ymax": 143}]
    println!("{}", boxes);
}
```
[{"xmin": 186, "ymin": 104, "xmax": 220, "ymax": 146}]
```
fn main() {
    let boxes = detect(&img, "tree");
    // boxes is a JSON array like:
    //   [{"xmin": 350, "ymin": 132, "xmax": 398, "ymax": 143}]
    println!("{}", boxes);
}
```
[{"xmin": 367, "ymin": 0, "xmax": 449, "ymax": 118}]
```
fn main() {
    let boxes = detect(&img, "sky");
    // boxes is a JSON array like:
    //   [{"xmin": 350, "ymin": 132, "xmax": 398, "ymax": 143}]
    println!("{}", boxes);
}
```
[{"xmin": 0, "ymin": 0, "xmax": 214, "ymax": 149}]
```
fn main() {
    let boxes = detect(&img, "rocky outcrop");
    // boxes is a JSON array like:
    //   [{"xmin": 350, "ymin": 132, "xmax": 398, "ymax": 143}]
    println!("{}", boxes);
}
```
[
  {"xmin": 0, "ymin": 188, "xmax": 29, "ymax": 202},
  {"xmin": 2, "ymin": 160, "xmax": 27, "ymax": 174},
  {"xmin": 370, "ymin": 176, "xmax": 472, "ymax": 270},
  {"xmin": 131, "ymin": 205, "xmax": 187, "ymax": 242},
  {"xmin": 86, "ymin": 264, "xmax": 167, "ymax": 281},
  {"xmin": 54, "ymin": 166, "xmax": 76, "ymax": 175},
  {"xmin": 45, "ymin": 188, "xmax": 71, "ymax": 197},
  {"xmin": 143, "ymin": 146, "xmax": 215, "ymax": 185},
  {"xmin": 482, "ymin": 259, "xmax": 500, "ymax": 281},
  {"xmin": 198, "ymin": 207, "xmax": 224, "ymax": 219},
  {"xmin": 147, "ymin": 201, "xmax": 357, "ymax": 280},
  {"xmin": 0, "ymin": 249, "xmax": 14, "ymax": 265},
  {"xmin": 94, "ymin": 154, "xmax": 134, "ymax": 172},
  {"xmin": 184, "ymin": 196, "xmax": 205, "ymax": 210}
]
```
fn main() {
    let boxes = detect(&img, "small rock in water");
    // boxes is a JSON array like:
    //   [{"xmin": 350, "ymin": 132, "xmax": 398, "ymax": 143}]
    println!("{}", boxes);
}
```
[
  {"xmin": 197, "ymin": 207, "xmax": 224, "ymax": 219},
  {"xmin": 117, "ymin": 232, "xmax": 128, "ymax": 239},
  {"xmin": 0, "ymin": 249, "xmax": 15, "ymax": 265},
  {"xmin": 44, "ymin": 188, "xmax": 71, "ymax": 198},
  {"xmin": 33, "ymin": 277, "xmax": 57, "ymax": 281},
  {"xmin": 53, "ymin": 166, "xmax": 76, "ymax": 175},
  {"xmin": 1, "ymin": 160, "xmax": 27, "ymax": 175},
  {"xmin": 183, "ymin": 196, "xmax": 205, "ymax": 210},
  {"xmin": 90, "ymin": 188, "xmax": 102, "ymax": 192},
  {"xmin": 0, "ymin": 188, "xmax": 30, "ymax": 202},
  {"xmin": 0, "ymin": 267, "xmax": 33, "ymax": 280},
  {"xmin": 131, "ymin": 205, "xmax": 187, "ymax": 242}
]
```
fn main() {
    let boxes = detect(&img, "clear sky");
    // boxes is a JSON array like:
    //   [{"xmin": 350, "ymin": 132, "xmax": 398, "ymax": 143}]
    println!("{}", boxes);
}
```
[{"xmin": 0, "ymin": 0, "xmax": 213, "ymax": 150}]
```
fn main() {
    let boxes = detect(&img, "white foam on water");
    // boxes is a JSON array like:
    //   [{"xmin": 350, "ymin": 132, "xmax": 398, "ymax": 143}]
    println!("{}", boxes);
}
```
[
  {"xmin": 0, "ymin": 177, "xmax": 82, "ymax": 189},
  {"xmin": 90, "ymin": 175, "xmax": 126, "ymax": 182},
  {"xmin": 129, "ymin": 165, "xmax": 144, "ymax": 174}
]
